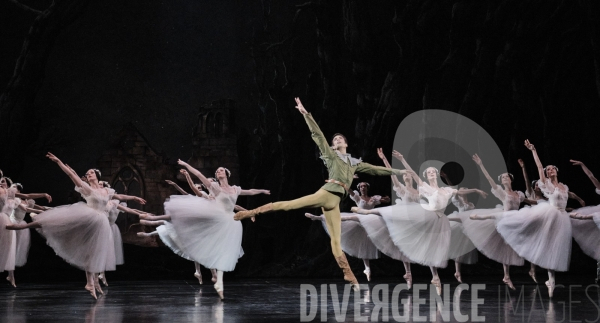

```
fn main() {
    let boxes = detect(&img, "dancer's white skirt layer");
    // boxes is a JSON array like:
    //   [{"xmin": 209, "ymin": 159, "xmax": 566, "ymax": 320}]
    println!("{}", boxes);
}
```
[
  {"xmin": 10, "ymin": 218, "xmax": 30, "ymax": 267},
  {"xmin": 160, "ymin": 195, "xmax": 243, "ymax": 271},
  {"xmin": 34, "ymin": 202, "xmax": 115, "ymax": 273},
  {"xmin": 570, "ymin": 205, "xmax": 600, "ymax": 261},
  {"xmin": 380, "ymin": 203, "xmax": 450, "ymax": 268},
  {"xmin": 496, "ymin": 202, "xmax": 571, "ymax": 271},
  {"xmin": 110, "ymin": 223, "xmax": 124, "ymax": 265},
  {"xmin": 0, "ymin": 214, "xmax": 16, "ymax": 271},
  {"xmin": 457, "ymin": 208, "xmax": 524, "ymax": 266},
  {"xmin": 447, "ymin": 212, "xmax": 478, "ymax": 264},
  {"xmin": 321, "ymin": 213, "xmax": 379, "ymax": 259},
  {"xmin": 356, "ymin": 213, "xmax": 410, "ymax": 262}
]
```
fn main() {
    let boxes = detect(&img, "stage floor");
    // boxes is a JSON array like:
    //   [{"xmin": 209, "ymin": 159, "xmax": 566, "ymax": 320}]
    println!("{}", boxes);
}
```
[{"xmin": 1, "ymin": 277, "xmax": 599, "ymax": 322}]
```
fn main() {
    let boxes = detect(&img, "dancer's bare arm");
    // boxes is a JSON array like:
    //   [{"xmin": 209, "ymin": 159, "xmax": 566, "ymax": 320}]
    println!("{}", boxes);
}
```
[
  {"xmin": 165, "ymin": 180, "xmax": 189, "ymax": 195},
  {"xmin": 472, "ymin": 154, "xmax": 498, "ymax": 190},
  {"xmin": 571, "ymin": 160, "xmax": 600, "ymax": 190},
  {"xmin": 178, "ymin": 160, "xmax": 213, "ymax": 190}
]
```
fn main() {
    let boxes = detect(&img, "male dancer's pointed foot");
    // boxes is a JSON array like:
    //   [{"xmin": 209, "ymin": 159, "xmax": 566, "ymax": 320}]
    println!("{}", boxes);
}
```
[
  {"xmin": 529, "ymin": 269, "xmax": 538, "ymax": 283},
  {"xmin": 454, "ymin": 272, "xmax": 463, "ymax": 283},
  {"xmin": 6, "ymin": 276, "xmax": 16, "ymax": 288},
  {"xmin": 403, "ymin": 273, "xmax": 412, "ymax": 289},
  {"xmin": 214, "ymin": 283, "xmax": 224, "ymax": 300},
  {"xmin": 335, "ymin": 254, "xmax": 360, "ymax": 292},
  {"xmin": 194, "ymin": 272, "xmax": 203, "ymax": 285},
  {"xmin": 234, "ymin": 203, "xmax": 273, "ymax": 221},
  {"xmin": 503, "ymin": 277, "xmax": 516, "ymax": 290},
  {"xmin": 545, "ymin": 280, "xmax": 555, "ymax": 298},
  {"xmin": 431, "ymin": 278, "xmax": 442, "ymax": 296},
  {"xmin": 85, "ymin": 284, "xmax": 98, "ymax": 300}
]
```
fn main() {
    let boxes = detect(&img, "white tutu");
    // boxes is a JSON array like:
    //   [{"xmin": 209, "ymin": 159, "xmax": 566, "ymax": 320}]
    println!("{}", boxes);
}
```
[
  {"xmin": 35, "ymin": 202, "xmax": 115, "ymax": 273},
  {"xmin": 457, "ymin": 208, "xmax": 523, "ymax": 266},
  {"xmin": 1, "ymin": 214, "xmax": 16, "ymax": 272},
  {"xmin": 381, "ymin": 202, "xmax": 451, "ymax": 268},
  {"xmin": 356, "ymin": 213, "xmax": 410, "ymax": 262},
  {"xmin": 106, "ymin": 200, "xmax": 124, "ymax": 265},
  {"xmin": 570, "ymin": 205, "xmax": 600, "ymax": 260},
  {"xmin": 447, "ymin": 213, "xmax": 478, "ymax": 264},
  {"xmin": 10, "ymin": 218, "xmax": 30, "ymax": 267},
  {"xmin": 320, "ymin": 213, "xmax": 380, "ymax": 259},
  {"xmin": 496, "ymin": 203, "xmax": 571, "ymax": 271},
  {"xmin": 160, "ymin": 189, "xmax": 244, "ymax": 272}
]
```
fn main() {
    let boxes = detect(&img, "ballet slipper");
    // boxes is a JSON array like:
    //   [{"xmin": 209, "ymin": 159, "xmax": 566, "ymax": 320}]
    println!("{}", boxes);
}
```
[
  {"xmin": 335, "ymin": 254, "xmax": 360, "ymax": 292},
  {"xmin": 363, "ymin": 268, "xmax": 371, "ymax": 282},
  {"xmin": 98, "ymin": 273, "xmax": 108, "ymax": 286},
  {"xmin": 137, "ymin": 232, "xmax": 153, "ymax": 238},
  {"xmin": 234, "ymin": 203, "xmax": 273, "ymax": 221},
  {"xmin": 6, "ymin": 275, "xmax": 16, "ymax": 288},
  {"xmin": 528, "ymin": 269, "xmax": 538, "ymax": 283},
  {"xmin": 350, "ymin": 207, "xmax": 369, "ymax": 215},
  {"xmin": 403, "ymin": 273, "xmax": 412, "ymax": 290},
  {"xmin": 85, "ymin": 284, "xmax": 98, "ymax": 300},
  {"xmin": 194, "ymin": 272, "xmax": 203, "ymax": 285},
  {"xmin": 454, "ymin": 272, "xmax": 463, "ymax": 283},
  {"xmin": 503, "ymin": 277, "xmax": 516, "ymax": 290},
  {"xmin": 469, "ymin": 214, "xmax": 482, "ymax": 220},
  {"xmin": 211, "ymin": 272, "xmax": 218, "ymax": 284},
  {"xmin": 545, "ymin": 280, "xmax": 555, "ymax": 298},
  {"xmin": 431, "ymin": 278, "xmax": 442, "ymax": 296},
  {"xmin": 214, "ymin": 283, "xmax": 224, "ymax": 300}
]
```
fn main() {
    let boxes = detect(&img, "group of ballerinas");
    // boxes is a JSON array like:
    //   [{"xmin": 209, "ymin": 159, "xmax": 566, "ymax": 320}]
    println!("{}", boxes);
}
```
[
  {"xmin": 307, "ymin": 140, "xmax": 600, "ymax": 298},
  {"xmin": 4, "ymin": 153, "xmax": 147, "ymax": 299}
]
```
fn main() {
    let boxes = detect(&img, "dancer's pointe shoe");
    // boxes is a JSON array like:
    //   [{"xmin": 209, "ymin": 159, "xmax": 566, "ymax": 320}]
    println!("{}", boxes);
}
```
[
  {"xmin": 545, "ymin": 280, "xmax": 555, "ymax": 298},
  {"xmin": 6, "ymin": 276, "xmax": 16, "ymax": 288},
  {"xmin": 335, "ymin": 254, "xmax": 360, "ymax": 292},
  {"xmin": 431, "ymin": 278, "xmax": 442, "ymax": 296},
  {"xmin": 454, "ymin": 272, "xmax": 463, "ymax": 283},
  {"xmin": 137, "ymin": 232, "xmax": 152, "ymax": 238},
  {"xmin": 403, "ymin": 273, "xmax": 412, "ymax": 289},
  {"xmin": 85, "ymin": 285, "xmax": 98, "ymax": 300},
  {"xmin": 93, "ymin": 276, "xmax": 104, "ymax": 295},
  {"xmin": 350, "ymin": 207, "xmax": 369, "ymax": 215},
  {"xmin": 214, "ymin": 283, "xmax": 224, "ymax": 300},
  {"xmin": 234, "ymin": 203, "xmax": 273, "ymax": 221},
  {"xmin": 194, "ymin": 272, "xmax": 203, "ymax": 285},
  {"xmin": 363, "ymin": 269, "xmax": 371, "ymax": 282},
  {"xmin": 469, "ymin": 214, "xmax": 482, "ymax": 220},
  {"xmin": 98, "ymin": 273, "xmax": 108, "ymax": 286},
  {"xmin": 304, "ymin": 213, "xmax": 317, "ymax": 220},
  {"xmin": 528, "ymin": 269, "xmax": 538, "ymax": 283},
  {"xmin": 503, "ymin": 277, "xmax": 516, "ymax": 290}
]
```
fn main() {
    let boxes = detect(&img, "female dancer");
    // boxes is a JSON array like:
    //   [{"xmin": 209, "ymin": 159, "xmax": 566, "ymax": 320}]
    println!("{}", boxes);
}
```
[
  {"xmin": 568, "ymin": 160, "xmax": 600, "ymax": 279},
  {"xmin": 143, "ymin": 161, "xmax": 269, "ymax": 299},
  {"xmin": 305, "ymin": 181, "xmax": 386, "ymax": 281},
  {"xmin": 235, "ymin": 98, "xmax": 408, "ymax": 290},
  {"xmin": 6, "ymin": 153, "xmax": 115, "ymax": 299},
  {"xmin": 460, "ymin": 154, "xmax": 526, "ymax": 289},
  {"xmin": 353, "ymin": 151, "xmax": 485, "ymax": 295},
  {"xmin": 478, "ymin": 140, "xmax": 573, "ymax": 297}
]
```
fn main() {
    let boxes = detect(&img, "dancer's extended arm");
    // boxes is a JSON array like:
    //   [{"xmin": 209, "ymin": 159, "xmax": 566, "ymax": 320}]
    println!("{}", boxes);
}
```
[
  {"xmin": 15, "ymin": 192, "xmax": 52, "ymax": 203},
  {"xmin": 239, "ymin": 189, "xmax": 270, "ymax": 196},
  {"xmin": 568, "ymin": 192, "xmax": 585, "ymax": 207},
  {"xmin": 472, "ymin": 154, "xmax": 498, "ymax": 190},
  {"xmin": 116, "ymin": 204, "xmax": 145, "ymax": 215},
  {"xmin": 181, "ymin": 169, "xmax": 205, "ymax": 197},
  {"xmin": 571, "ymin": 160, "xmax": 600, "ymax": 190},
  {"xmin": 524, "ymin": 140, "xmax": 545, "ymax": 182},
  {"xmin": 456, "ymin": 188, "xmax": 488, "ymax": 198},
  {"xmin": 46, "ymin": 152, "xmax": 90, "ymax": 194},
  {"xmin": 377, "ymin": 148, "xmax": 402, "ymax": 190},
  {"xmin": 518, "ymin": 159, "xmax": 535, "ymax": 198},
  {"xmin": 178, "ymin": 160, "xmax": 213, "ymax": 191},
  {"xmin": 165, "ymin": 180, "xmax": 189, "ymax": 195},
  {"xmin": 112, "ymin": 194, "xmax": 146, "ymax": 205}
]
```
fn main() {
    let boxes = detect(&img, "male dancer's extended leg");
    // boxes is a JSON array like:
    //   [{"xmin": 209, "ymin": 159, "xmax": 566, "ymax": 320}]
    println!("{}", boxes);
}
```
[{"xmin": 322, "ymin": 204, "xmax": 359, "ymax": 289}]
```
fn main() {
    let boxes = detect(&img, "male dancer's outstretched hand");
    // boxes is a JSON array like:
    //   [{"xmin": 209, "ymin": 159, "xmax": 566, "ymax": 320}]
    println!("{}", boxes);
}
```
[{"xmin": 295, "ymin": 97, "xmax": 308, "ymax": 115}]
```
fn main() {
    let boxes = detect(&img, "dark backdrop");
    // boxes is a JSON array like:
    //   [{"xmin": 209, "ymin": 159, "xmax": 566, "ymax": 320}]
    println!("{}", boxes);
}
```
[{"xmin": 1, "ymin": 0, "xmax": 599, "ymax": 282}]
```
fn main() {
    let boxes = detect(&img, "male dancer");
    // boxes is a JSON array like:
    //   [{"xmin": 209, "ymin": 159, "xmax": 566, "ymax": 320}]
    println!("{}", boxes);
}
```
[{"xmin": 235, "ymin": 97, "xmax": 409, "ymax": 289}]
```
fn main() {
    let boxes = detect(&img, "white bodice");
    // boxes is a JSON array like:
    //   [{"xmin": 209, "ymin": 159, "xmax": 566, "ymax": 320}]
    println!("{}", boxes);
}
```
[
  {"xmin": 491, "ymin": 186, "xmax": 525, "ymax": 211},
  {"xmin": 451, "ymin": 194, "xmax": 474, "ymax": 212},
  {"xmin": 106, "ymin": 200, "xmax": 122, "ymax": 224},
  {"xmin": 1, "ymin": 187, "xmax": 17, "ymax": 215},
  {"xmin": 418, "ymin": 182, "xmax": 456, "ymax": 212},
  {"xmin": 537, "ymin": 179, "xmax": 568, "ymax": 210},
  {"xmin": 75, "ymin": 184, "xmax": 113, "ymax": 212},
  {"xmin": 393, "ymin": 184, "xmax": 420, "ymax": 203},
  {"xmin": 210, "ymin": 183, "xmax": 241, "ymax": 213},
  {"xmin": 10, "ymin": 198, "xmax": 33, "ymax": 222},
  {"xmin": 350, "ymin": 190, "xmax": 381, "ymax": 210}
]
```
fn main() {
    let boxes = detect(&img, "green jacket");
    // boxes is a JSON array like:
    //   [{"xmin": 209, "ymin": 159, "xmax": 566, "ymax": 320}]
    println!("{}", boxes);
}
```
[{"xmin": 304, "ymin": 113, "xmax": 405, "ymax": 197}]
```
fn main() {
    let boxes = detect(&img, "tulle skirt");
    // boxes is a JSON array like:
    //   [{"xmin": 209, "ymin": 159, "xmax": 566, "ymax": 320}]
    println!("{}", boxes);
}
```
[
  {"xmin": 356, "ymin": 213, "xmax": 410, "ymax": 262},
  {"xmin": 447, "ymin": 213, "xmax": 478, "ymax": 264},
  {"xmin": 570, "ymin": 205, "xmax": 600, "ymax": 260},
  {"xmin": 320, "ymin": 213, "xmax": 380, "ymax": 259},
  {"xmin": 111, "ymin": 223, "xmax": 124, "ymax": 265},
  {"xmin": 380, "ymin": 203, "xmax": 451, "ymax": 268},
  {"xmin": 160, "ymin": 195, "xmax": 243, "ymax": 271},
  {"xmin": 34, "ymin": 202, "xmax": 116, "ymax": 273},
  {"xmin": 0, "ymin": 214, "xmax": 16, "ymax": 272},
  {"xmin": 457, "ymin": 208, "xmax": 524, "ymax": 266},
  {"xmin": 10, "ymin": 218, "xmax": 30, "ymax": 267},
  {"xmin": 496, "ymin": 202, "xmax": 571, "ymax": 271}
]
